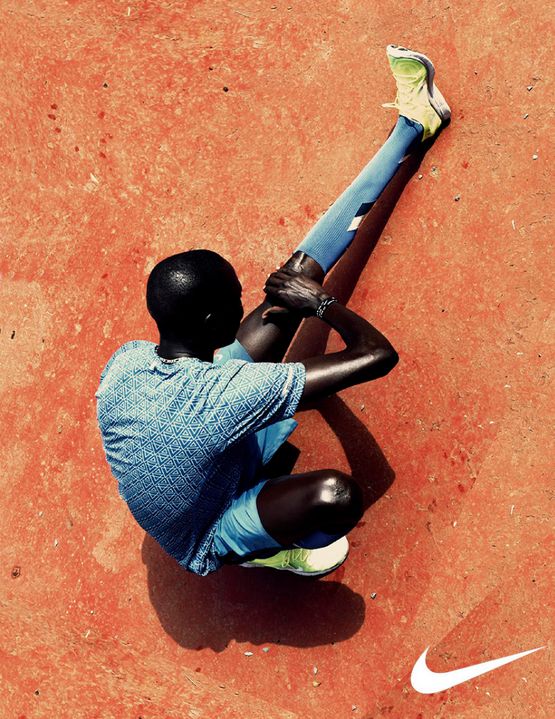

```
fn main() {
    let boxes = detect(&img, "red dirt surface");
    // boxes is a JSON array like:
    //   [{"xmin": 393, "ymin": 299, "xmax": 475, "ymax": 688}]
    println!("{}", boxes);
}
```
[{"xmin": 1, "ymin": 1, "xmax": 552, "ymax": 717}]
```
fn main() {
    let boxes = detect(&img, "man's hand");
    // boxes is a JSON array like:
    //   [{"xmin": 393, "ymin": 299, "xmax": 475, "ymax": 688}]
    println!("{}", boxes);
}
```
[{"xmin": 263, "ymin": 267, "xmax": 330, "ymax": 319}]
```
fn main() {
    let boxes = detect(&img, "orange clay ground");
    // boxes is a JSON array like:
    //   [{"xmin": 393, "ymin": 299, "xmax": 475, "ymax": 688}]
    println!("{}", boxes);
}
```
[{"xmin": 1, "ymin": 2, "xmax": 553, "ymax": 717}]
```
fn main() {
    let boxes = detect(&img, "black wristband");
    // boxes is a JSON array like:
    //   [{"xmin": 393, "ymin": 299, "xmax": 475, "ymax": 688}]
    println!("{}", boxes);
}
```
[{"xmin": 315, "ymin": 296, "xmax": 338, "ymax": 319}]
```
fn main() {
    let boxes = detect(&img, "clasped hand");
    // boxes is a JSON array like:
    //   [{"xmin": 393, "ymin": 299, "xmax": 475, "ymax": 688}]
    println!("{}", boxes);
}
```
[{"xmin": 262, "ymin": 267, "xmax": 329, "ymax": 320}]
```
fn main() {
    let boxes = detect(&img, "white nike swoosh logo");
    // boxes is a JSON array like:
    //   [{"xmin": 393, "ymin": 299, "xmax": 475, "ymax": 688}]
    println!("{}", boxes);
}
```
[{"xmin": 411, "ymin": 645, "xmax": 545, "ymax": 694}]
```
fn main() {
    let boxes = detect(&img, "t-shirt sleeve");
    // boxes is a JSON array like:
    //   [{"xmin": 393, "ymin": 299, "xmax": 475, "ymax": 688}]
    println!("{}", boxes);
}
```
[
  {"xmin": 99, "ymin": 340, "xmax": 151, "ymax": 384},
  {"xmin": 209, "ymin": 359, "xmax": 306, "ymax": 446}
]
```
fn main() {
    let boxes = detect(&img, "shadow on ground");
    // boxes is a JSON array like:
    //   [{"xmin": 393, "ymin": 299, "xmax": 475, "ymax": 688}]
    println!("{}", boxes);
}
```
[
  {"xmin": 142, "ymin": 134, "xmax": 431, "ymax": 651},
  {"xmin": 142, "ymin": 411, "xmax": 394, "ymax": 651},
  {"xmin": 318, "ymin": 396, "xmax": 395, "ymax": 510},
  {"xmin": 142, "ymin": 536, "xmax": 364, "ymax": 651}
]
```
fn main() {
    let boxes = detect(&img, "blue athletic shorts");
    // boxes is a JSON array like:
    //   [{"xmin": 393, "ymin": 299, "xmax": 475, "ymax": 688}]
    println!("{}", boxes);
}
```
[
  {"xmin": 211, "ymin": 340, "xmax": 345, "ymax": 560},
  {"xmin": 211, "ymin": 340, "xmax": 294, "ymax": 560},
  {"xmin": 212, "ymin": 477, "xmax": 282, "ymax": 559}
]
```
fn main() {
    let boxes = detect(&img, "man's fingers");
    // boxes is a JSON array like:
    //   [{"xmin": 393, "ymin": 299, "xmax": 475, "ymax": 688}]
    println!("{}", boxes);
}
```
[
  {"xmin": 262, "ymin": 305, "xmax": 290, "ymax": 320},
  {"xmin": 265, "ymin": 269, "xmax": 299, "ymax": 288},
  {"xmin": 264, "ymin": 279, "xmax": 282, "ymax": 293},
  {"xmin": 267, "ymin": 268, "xmax": 293, "ymax": 280},
  {"xmin": 271, "ymin": 266, "xmax": 297, "ymax": 277},
  {"xmin": 264, "ymin": 272, "xmax": 291, "ymax": 289}
]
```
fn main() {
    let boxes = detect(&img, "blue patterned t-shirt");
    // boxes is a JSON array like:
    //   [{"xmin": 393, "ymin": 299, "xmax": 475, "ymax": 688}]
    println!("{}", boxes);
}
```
[{"xmin": 96, "ymin": 340, "xmax": 306, "ymax": 575}]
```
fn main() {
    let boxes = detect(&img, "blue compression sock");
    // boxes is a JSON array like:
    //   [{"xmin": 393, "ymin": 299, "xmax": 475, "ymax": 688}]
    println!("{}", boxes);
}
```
[{"xmin": 294, "ymin": 115, "xmax": 423, "ymax": 272}]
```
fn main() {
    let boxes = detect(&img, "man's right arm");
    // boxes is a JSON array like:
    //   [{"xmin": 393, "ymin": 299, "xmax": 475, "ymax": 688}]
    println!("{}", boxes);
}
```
[
  {"xmin": 300, "ymin": 300, "xmax": 398, "ymax": 404},
  {"xmin": 264, "ymin": 268, "xmax": 398, "ymax": 406}
]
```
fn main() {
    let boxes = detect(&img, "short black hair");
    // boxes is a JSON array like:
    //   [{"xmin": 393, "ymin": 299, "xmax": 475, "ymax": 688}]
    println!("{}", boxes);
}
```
[{"xmin": 146, "ymin": 249, "xmax": 238, "ymax": 336}]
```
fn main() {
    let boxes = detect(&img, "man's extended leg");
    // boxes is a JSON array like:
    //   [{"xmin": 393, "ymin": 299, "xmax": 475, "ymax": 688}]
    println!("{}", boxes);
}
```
[
  {"xmin": 237, "ymin": 45, "xmax": 450, "ymax": 364},
  {"xmin": 236, "ymin": 117, "xmax": 423, "ymax": 362}
]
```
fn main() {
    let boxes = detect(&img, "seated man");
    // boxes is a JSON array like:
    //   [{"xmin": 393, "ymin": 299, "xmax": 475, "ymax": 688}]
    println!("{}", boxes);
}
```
[{"xmin": 96, "ymin": 45, "xmax": 450, "ymax": 576}]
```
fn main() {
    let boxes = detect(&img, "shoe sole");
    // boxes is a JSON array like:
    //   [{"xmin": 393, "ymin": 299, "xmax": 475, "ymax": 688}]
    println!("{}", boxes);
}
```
[
  {"xmin": 241, "ymin": 550, "xmax": 349, "ymax": 577},
  {"xmin": 386, "ymin": 44, "xmax": 451, "ymax": 123}
]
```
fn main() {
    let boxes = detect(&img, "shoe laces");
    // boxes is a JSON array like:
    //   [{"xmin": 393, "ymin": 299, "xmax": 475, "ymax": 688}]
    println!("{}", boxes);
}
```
[
  {"xmin": 279, "ymin": 547, "xmax": 311, "ymax": 568},
  {"xmin": 384, "ymin": 69, "xmax": 427, "ymax": 112}
]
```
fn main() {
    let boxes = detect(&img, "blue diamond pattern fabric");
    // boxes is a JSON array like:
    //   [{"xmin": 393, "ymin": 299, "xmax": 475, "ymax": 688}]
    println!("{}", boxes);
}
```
[{"xmin": 95, "ymin": 339, "xmax": 306, "ymax": 575}]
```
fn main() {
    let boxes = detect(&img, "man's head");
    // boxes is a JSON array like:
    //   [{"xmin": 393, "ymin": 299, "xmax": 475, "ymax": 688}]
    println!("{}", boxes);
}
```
[{"xmin": 146, "ymin": 250, "xmax": 243, "ymax": 349}]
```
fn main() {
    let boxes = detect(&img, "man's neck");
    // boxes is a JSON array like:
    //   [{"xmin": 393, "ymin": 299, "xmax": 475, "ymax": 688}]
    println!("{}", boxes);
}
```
[{"xmin": 157, "ymin": 337, "xmax": 214, "ymax": 363}]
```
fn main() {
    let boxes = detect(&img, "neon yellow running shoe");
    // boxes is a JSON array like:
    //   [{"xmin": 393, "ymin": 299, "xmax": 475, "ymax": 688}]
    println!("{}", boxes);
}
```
[
  {"xmin": 383, "ymin": 44, "xmax": 451, "ymax": 141},
  {"xmin": 240, "ymin": 536, "xmax": 349, "ymax": 577}
]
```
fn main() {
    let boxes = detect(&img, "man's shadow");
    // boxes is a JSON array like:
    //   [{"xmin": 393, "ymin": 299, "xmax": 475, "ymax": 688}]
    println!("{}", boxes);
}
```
[{"xmin": 142, "ymin": 137, "xmax": 431, "ymax": 651}]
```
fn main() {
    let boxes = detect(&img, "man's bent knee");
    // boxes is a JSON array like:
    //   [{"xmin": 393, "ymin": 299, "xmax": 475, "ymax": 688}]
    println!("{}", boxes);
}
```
[{"xmin": 313, "ymin": 469, "xmax": 363, "ymax": 522}]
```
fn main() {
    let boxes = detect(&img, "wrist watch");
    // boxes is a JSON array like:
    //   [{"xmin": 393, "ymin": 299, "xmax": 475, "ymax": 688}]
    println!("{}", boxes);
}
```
[{"xmin": 315, "ymin": 296, "xmax": 338, "ymax": 319}]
